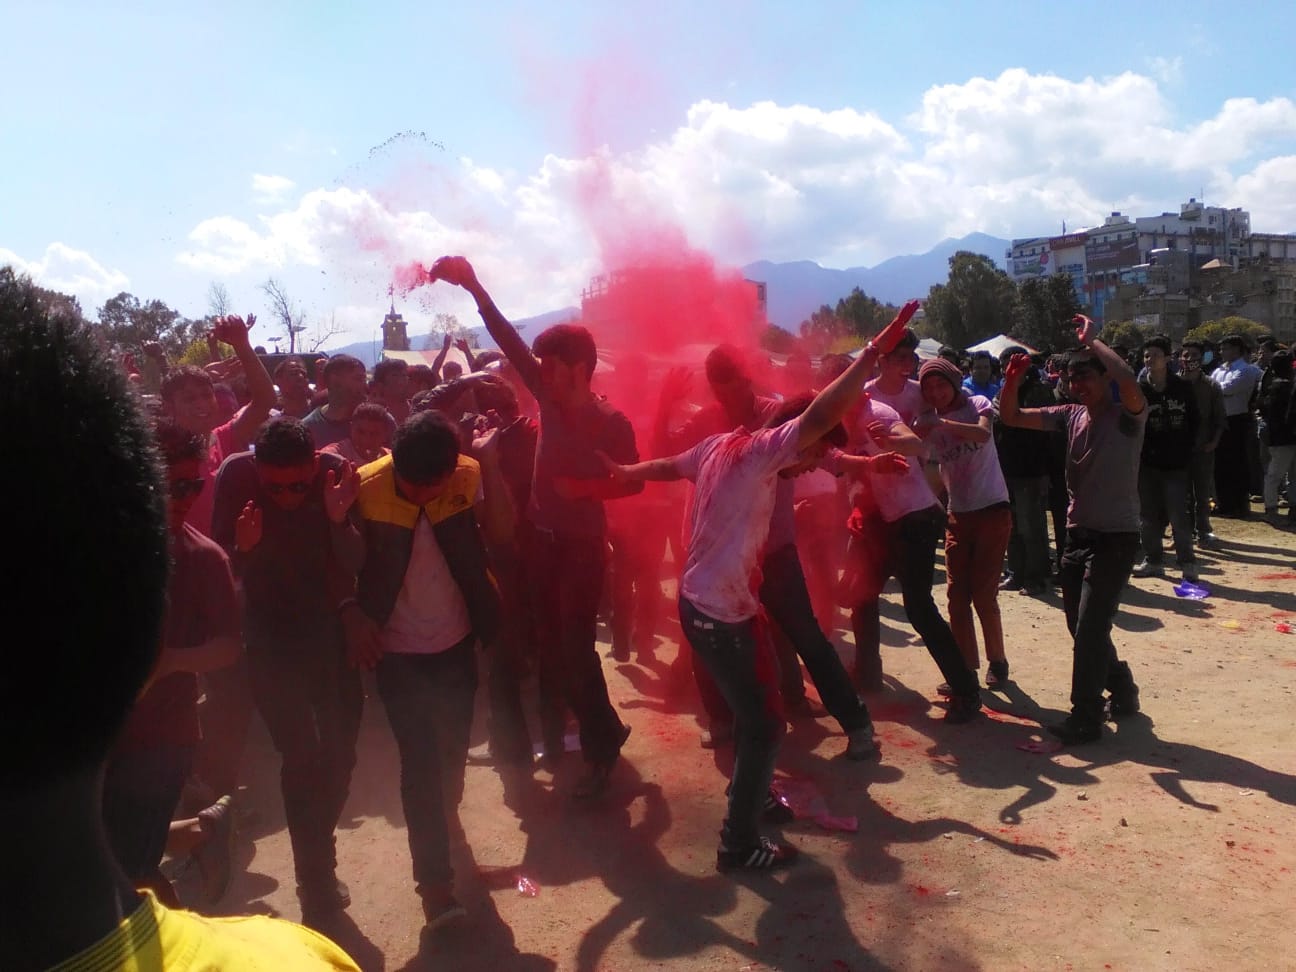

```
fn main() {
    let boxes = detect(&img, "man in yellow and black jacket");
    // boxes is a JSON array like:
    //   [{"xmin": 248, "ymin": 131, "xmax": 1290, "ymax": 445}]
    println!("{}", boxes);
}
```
[{"xmin": 340, "ymin": 409, "xmax": 499, "ymax": 931}]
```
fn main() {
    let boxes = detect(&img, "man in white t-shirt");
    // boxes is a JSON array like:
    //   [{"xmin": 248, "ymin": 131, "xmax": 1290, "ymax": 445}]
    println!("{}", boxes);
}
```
[
  {"xmin": 600, "ymin": 305, "xmax": 917, "ymax": 872},
  {"xmin": 341, "ymin": 411, "xmax": 501, "ymax": 930}
]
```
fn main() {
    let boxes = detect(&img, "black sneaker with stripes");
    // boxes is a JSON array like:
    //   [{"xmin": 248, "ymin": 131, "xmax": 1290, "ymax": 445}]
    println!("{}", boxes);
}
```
[{"xmin": 716, "ymin": 836, "xmax": 800, "ymax": 872}]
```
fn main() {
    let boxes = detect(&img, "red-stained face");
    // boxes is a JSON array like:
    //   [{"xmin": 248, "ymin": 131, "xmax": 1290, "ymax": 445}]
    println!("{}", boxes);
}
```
[
  {"xmin": 168, "ymin": 381, "xmax": 219, "ymax": 435},
  {"xmin": 277, "ymin": 363, "xmax": 310, "ymax": 398},
  {"xmin": 778, "ymin": 439, "xmax": 830, "ymax": 479},
  {"xmin": 349, "ymin": 418, "xmax": 388, "ymax": 463},
  {"xmin": 395, "ymin": 471, "xmax": 453, "ymax": 507},
  {"xmin": 538, "ymin": 355, "xmax": 581, "ymax": 406},
  {"xmin": 881, "ymin": 349, "xmax": 918, "ymax": 381},
  {"xmin": 920, "ymin": 374, "xmax": 957, "ymax": 412},
  {"xmin": 256, "ymin": 459, "xmax": 319, "ymax": 511},
  {"xmin": 167, "ymin": 457, "xmax": 205, "ymax": 530},
  {"xmin": 709, "ymin": 374, "xmax": 754, "ymax": 424}
]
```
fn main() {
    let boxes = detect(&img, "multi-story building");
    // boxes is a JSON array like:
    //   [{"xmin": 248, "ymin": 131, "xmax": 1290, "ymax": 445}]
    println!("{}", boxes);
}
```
[{"xmin": 1007, "ymin": 200, "xmax": 1295, "ymax": 340}]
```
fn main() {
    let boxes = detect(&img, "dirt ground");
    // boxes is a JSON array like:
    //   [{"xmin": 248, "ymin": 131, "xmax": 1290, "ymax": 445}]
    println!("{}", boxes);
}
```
[{"xmin": 184, "ymin": 515, "xmax": 1296, "ymax": 972}]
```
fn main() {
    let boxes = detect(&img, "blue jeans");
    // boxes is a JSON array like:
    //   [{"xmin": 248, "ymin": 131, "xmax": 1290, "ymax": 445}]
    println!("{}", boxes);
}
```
[
  {"xmin": 1060, "ymin": 529, "xmax": 1140, "ymax": 724},
  {"xmin": 1137, "ymin": 466, "xmax": 1196, "ymax": 567},
  {"xmin": 376, "ymin": 637, "xmax": 478, "ymax": 897},
  {"xmin": 680, "ymin": 597, "xmax": 784, "ymax": 849},
  {"xmin": 1005, "ymin": 475, "xmax": 1051, "ymax": 586}
]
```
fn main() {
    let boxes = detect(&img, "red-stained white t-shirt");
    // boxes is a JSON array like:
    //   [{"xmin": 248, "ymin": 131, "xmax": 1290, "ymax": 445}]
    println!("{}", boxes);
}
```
[{"xmin": 675, "ymin": 419, "xmax": 802, "ymax": 624}]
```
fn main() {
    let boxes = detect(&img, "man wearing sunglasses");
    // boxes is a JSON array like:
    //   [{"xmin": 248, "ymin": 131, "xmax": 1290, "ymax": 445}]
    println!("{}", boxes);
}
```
[{"xmin": 212, "ymin": 417, "xmax": 365, "ymax": 929}]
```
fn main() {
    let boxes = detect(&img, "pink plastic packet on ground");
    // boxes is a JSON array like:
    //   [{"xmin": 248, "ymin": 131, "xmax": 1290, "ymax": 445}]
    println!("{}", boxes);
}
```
[{"xmin": 516, "ymin": 874, "xmax": 539, "ymax": 897}]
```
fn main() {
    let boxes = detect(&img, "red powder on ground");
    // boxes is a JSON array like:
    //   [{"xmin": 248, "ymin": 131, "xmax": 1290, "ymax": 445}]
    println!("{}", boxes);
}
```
[{"xmin": 1257, "ymin": 572, "xmax": 1296, "ymax": 581}]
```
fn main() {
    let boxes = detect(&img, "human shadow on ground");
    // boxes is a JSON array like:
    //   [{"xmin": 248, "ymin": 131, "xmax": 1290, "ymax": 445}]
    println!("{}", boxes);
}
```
[
  {"xmin": 908, "ymin": 675, "xmax": 1296, "ymax": 822},
  {"xmin": 392, "ymin": 823, "xmax": 556, "ymax": 972}
]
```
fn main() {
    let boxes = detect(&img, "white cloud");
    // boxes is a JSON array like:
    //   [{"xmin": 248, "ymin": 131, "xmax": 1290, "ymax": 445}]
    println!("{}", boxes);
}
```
[
  {"xmin": 0, "ymin": 242, "xmax": 129, "ymax": 305},
  {"xmin": 252, "ymin": 173, "xmax": 296, "ymax": 203},
  {"xmin": 177, "ymin": 68, "xmax": 1296, "ymax": 336}
]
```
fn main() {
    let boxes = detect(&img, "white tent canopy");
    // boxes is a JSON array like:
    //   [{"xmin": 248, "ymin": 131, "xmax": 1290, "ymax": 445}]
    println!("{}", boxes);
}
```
[{"xmin": 966, "ymin": 334, "xmax": 1037, "ymax": 357}]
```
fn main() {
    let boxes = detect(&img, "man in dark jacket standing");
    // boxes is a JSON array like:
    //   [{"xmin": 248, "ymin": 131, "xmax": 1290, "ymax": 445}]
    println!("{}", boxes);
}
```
[
  {"xmin": 341, "ymin": 410, "xmax": 500, "ymax": 932},
  {"xmin": 994, "ymin": 347, "xmax": 1056, "ymax": 596},
  {"xmin": 1133, "ymin": 336, "xmax": 1200, "ymax": 582}
]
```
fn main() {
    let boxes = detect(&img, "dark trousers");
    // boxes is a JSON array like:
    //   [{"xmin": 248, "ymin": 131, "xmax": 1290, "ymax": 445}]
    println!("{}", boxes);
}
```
[
  {"xmin": 1059, "ymin": 529, "xmax": 1140, "ymax": 725},
  {"xmin": 1137, "ymin": 465, "xmax": 1196, "ymax": 567},
  {"xmin": 680, "ymin": 597, "xmax": 784, "ymax": 849},
  {"xmin": 248, "ymin": 633, "xmax": 362, "ymax": 889},
  {"xmin": 758, "ymin": 544, "xmax": 869, "ymax": 732},
  {"xmin": 486, "ymin": 536, "xmax": 537, "ymax": 761},
  {"xmin": 1005, "ymin": 475, "xmax": 1052, "ymax": 587},
  {"xmin": 376, "ymin": 638, "xmax": 477, "ymax": 897},
  {"xmin": 609, "ymin": 524, "xmax": 666, "ymax": 657},
  {"xmin": 1187, "ymin": 450, "xmax": 1216, "ymax": 536},
  {"xmin": 102, "ymin": 743, "xmax": 195, "ymax": 890},
  {"xmin": 1214, "ymin": 414, "xmax": 1255, "ymax": 515},
  {"xmin": 529, "ymin": 529, "xmax": 627, "ymax": 766},
  {"xmin": 193, "ymin": 656, "xmax": 254, "ymax": 798},
  {"xmin": 848, "ymin": 507, "xmax": 978, "ymax": 697},
  {"xmin": 1048, "ymin": 465, "xmax": 1069, "ymax": 572}
]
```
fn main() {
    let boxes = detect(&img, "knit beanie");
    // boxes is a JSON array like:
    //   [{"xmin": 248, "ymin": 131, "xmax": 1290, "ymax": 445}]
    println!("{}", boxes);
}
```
[{"xmin": 918, "ymin": 357, "xmax": 964, "ymax": 394}]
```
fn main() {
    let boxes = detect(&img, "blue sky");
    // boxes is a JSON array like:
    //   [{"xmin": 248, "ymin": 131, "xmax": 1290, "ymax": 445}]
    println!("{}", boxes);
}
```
[{"xmin": 4, "ymin": 1, "xmax": 1294, "ymax": 348}]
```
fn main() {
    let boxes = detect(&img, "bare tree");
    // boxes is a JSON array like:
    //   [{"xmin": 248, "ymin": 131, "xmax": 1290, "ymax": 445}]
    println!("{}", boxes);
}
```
[
  {"xmin": 207, "ymin": 281, "xmax": 233, "ymax": 319},
  {"xmin": 260, "ymin": 277, "xmax": 307, "ymax": 353},
  {"xmin": 305, "ymin": 311, "xmax": 347, "ymax": 353},
  {"xmin": 421, "ymin": 312, "xmax": 474, "ymax": 351}
]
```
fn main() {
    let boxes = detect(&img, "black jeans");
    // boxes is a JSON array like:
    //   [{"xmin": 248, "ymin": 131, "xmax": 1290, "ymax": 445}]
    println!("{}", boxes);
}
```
[
  {"xmin": 529, "ymin": 529, "xmax": 627, "ymax": 766},
  {"xmin": 248, "ymin": 632, "xmax": 363, "ymax": 889},
  {"xmin": 849, "ymin": 507, "xmax": 978, "ymax": 698},
  {"xmin": 758, "ymin": 543, "xmax": 869, "ymax": 732},
  {"xmin": 680, "ymin": 597, "xmax": 784, "ymax": 849},
  {"xmin": 376, "ymin": 637, "xmax": 477, "ymax": 897},
  {"xmin": 102, "ymin": 743, "xmax": 195, "ymax": 887},
  {"xmin": 485, "ymin": 535, "xmax": 536, "ymax": 761},
  {"xmin": 1214, "ymin": 413, "xmax": 1255, "ymax": 515},
  {"xmin": 1059, "ymin": 529, "xmax": 1140, "ymax": 725},
  {"xmin": 1005, "ymin": 475, "xmax": 1051, "ymax": 587}
]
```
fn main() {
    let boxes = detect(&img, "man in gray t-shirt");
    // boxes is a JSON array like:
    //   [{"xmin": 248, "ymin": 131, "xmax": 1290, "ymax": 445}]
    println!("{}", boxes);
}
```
[{"xmin": 1001, "ymin": 316, "xmax": 1148, "ymax": 745}]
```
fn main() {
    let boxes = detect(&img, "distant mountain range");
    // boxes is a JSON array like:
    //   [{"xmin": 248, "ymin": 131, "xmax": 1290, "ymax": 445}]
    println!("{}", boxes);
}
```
[
  {"xmin": 743, "ymin": 232, "xmax": 1009, "ymax": 330},
  {"xmin": 326, "ymin": 232, "xmax": 1010, "ymax": 363}
]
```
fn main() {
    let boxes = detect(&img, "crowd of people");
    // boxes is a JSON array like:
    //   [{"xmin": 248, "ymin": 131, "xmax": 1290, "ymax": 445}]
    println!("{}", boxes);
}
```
[{"xmin": 6, "ymin": 257, "xmax": 1294, "ymax": 968}]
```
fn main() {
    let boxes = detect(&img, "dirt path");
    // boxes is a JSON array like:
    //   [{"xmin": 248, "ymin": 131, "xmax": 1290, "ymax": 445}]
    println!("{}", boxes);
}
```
[{"xmin": 188, "ymin": 519, "xmax": 1296, "ymax": 971}]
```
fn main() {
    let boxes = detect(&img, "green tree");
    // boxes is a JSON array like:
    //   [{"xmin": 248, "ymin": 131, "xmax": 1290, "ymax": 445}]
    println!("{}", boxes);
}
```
[
  {"xmin": 797, "ymin": 304, "xmax": 844, "ymax": 354},
  {"xmin": 760, "ymin": 324, "xmax": 799, "ymax": 354},
  {"xmin": 1014, "ymin": 273, "xmax": 1083, "ymax": 351},
  {"xmin": 1096, "ymin": 320, "xmax": 1156, "ymax": 352},
  {"xmin": 95, "ymin": 292, "xmax": 197, "ymax": 358},
  {"xmin": 834, "ymin": 287, "xmax": 898, "ymax": 339},
  {"xmin": 924, "ymin": 251, "xmax": 1018, "ymax": 351},
  {"xmin": 1183, "ymin": 316, "xmax": 1269, "ymax": 347}
]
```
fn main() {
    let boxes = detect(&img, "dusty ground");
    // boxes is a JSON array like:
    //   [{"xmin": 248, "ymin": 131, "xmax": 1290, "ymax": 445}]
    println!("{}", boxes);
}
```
[{"xmin": 186, "ymin": 514, "xmax": 1296, "ymax": 972}]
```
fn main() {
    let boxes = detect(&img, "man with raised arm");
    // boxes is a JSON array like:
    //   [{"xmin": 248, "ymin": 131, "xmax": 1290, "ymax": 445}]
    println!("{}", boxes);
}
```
[
  {"xmin": 422, "ymin": 256, "xmax": 642, "ymax": 801},
  {"xmin": 1000, "ymin": 315, "xmax": 1148, "ymax": 744},
  {"xmin": 597, "ymin": 308, "xmax": 915, "ymax": 872}
]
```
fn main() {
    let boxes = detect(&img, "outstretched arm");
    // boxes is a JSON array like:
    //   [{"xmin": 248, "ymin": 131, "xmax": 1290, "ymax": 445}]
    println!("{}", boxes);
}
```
[
  {"xmin": 796, "ymin": 300, "xmax": 920, "ymax": 450},
  {"xmin": 430, "ymin": 333, "xmax": 452, "ymax": 384},
  {"xmin": 600, "ymin": 455, "xmax": 686, "ymax": 483},
  {"xmin": 426, "ymin": 257, "xmax": 541, "ymax": 394}
]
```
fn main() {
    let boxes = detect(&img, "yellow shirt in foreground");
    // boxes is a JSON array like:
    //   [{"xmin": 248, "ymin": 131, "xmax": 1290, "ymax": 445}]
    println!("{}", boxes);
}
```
[{"xmin": 52, "ymin": 892, "xmax": 361, "ymax": 971}]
